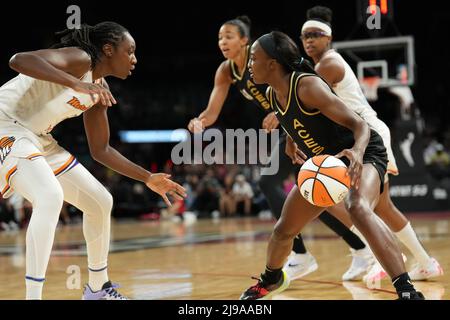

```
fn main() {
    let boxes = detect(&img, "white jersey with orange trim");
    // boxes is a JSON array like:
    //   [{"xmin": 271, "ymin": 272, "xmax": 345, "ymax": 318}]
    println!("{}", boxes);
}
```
[
  {"xmin": 0, "ymin": 71, "xmax": 98, "ymax": 198},
  {"xmin": 0, "ymin": 71, "xmax": 97, "ymax": 136},
  {"xmin": 318, "ymin": 49, "xmax": 398, "ymax": 177}
]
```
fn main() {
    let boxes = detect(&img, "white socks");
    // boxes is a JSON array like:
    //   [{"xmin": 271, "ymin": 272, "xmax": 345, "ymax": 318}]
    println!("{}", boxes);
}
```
[
  {"xmin": 88, "ymin": 266, "xmax": 109, "ymax": 291},
  {"xmin": 350, "ymin": 225, "xmax": 370, "ymax": 248},
  {"xmin": 352, "ymin": 219, "xmax": 431, "ymax": 267},
  {"xmin": 395, "ymin": 222, "xmax": 430, "ymax": 266},
  {"xmin": 25, "ymin": 279, "xmax": 44, "ymax": 300}
]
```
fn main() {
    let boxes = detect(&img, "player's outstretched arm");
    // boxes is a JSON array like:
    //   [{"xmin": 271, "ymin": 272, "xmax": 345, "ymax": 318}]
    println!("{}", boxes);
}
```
[
  {"xmin": 188, "ymin": 61, "xmax": 232, "ymax": 132},
  {"xmin": 83, "ymin": 99, "xmax": 185, "ymax": 206}
]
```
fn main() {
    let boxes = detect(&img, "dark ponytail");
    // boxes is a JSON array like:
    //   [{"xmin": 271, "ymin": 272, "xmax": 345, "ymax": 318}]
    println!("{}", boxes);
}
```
[
  {"xmin": 223, "ymin": 15, "xmax": 251, "ymax": 38},
  {"xmin": 296, "ymin": 57, "xmax": 316, "ymax": 74},
  {"xmin": 52, "ymin": 21, "xmax": 128, "ymax": 68},
  {"xmin": 258, "ymin": 31, "xmax": 317, "ymax": 74}
]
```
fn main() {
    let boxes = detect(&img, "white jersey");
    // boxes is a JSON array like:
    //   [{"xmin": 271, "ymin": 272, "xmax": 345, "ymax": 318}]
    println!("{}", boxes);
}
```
[
  {"xmin": 320, "ymin": 50, "xmax": 377, "ymax": 119},
  {"xmin": 0, "ymin": 71, "xmax": 100, "ymax": 198},
  {"xmin": 0, "ymin": 71, "xmax": 97, "ymax": 136},
  {"xmin": 317, "ymin": 49, "xmax": 398, "ymax": 177}
]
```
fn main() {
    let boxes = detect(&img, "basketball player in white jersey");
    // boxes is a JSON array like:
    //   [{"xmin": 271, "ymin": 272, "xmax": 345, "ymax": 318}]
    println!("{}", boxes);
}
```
[
  {"xmin": 300, "ymin": 6, "xmax": 443, "ymax": 284},
  {"xmin": 0, "ymin": 22, "xmax": 186, "ymax": 299}
]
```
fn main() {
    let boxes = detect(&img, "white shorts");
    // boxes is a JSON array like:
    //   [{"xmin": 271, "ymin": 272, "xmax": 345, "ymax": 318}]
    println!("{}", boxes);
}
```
[
  {"xmin": 364, "ymin": 115, "xmax": 399, "ymax": 180},
  {"xmin": 0, "ymin": 116, "xmax": 78, "ymax": 198}
]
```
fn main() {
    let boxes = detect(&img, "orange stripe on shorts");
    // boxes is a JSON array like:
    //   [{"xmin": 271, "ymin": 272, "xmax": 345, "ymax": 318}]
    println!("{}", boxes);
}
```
[{"xmin": 53, "ymin": 155, "xmax": 75, "ymax": 176}]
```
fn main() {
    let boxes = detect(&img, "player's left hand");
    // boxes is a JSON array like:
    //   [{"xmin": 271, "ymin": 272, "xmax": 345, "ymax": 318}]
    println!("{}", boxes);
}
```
[
  {"xmin": 187, "ymin": 117, "xmax": 206, "ymax": 133},
  {"xmin": 145, "ymin": 173, "xmax": 187, "ymax": 207},
  {"xmin": 335, "ymin": 148, "xmax": 363, "ymax": 190},
  {"xmin": 262, "ymin": 112, "xmax": 279, "ymax": 132}
]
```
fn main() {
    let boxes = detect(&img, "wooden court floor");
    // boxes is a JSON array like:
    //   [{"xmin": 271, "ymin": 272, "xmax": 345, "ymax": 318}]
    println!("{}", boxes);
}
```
[{"xmin": 0, "ymin": 213, "xmax": 448, "ymax": 300}]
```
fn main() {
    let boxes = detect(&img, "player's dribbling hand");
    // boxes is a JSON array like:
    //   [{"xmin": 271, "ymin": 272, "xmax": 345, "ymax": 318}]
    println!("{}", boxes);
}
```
[
  {"xmin": 335, "ymin": 148, "xmax": 363, "ymax": 190},
  {"xmin": 286, "ymin": 136, "xmax": 307, "ymax": 165},
  {"xmin": 71, "ymin": 81, "xmax": 117, "ymax": 107},
  {"xmin": 262, "ymin": 112, "xmax": 279, "ymax": 132},
  {"xmin": 145, "ymin": 173, "xmax": 187, "ymax": 207},
  {"xmin": 187, "ymin": 117, "xmax": 205, "ymax": 133}
]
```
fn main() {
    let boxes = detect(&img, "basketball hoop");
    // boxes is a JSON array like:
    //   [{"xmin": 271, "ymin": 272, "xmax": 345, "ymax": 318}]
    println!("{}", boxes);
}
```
[{"xmin": 360, "ymin": 76, "xmax": 381, "ymax": 101}]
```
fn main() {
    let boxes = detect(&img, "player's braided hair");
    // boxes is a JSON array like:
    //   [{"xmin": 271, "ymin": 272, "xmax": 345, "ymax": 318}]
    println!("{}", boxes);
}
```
[{"xmin": 52, "ymin": 21, "xmax": 128, "ymax": 68}]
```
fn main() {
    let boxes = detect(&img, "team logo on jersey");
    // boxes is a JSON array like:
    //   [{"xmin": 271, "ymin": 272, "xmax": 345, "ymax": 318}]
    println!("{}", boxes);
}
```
[
  {"xmin": 0, "ymin": 136, "xmax": 15, "ymax": 165},
  {"xmin": 67, "ymin": 96, "xmax": 89, "ymax": 111}
]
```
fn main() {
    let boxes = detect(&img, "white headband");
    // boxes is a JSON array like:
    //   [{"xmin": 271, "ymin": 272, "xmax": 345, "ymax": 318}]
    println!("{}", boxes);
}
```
[{"xmin": 301, "ymin": 20, "xmax": 332, "ymax": 36}]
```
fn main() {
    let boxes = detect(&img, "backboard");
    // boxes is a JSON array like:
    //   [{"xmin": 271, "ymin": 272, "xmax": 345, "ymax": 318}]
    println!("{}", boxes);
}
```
[{"xmin": 332, "ymin": 36, "xmax": 415, "ymax": 88}]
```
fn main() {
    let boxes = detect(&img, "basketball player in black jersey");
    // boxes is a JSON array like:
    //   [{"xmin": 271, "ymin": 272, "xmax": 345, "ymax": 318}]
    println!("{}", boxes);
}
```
[
  {"xmin": 187, "ymin": 16, "xmax": 374, "ymax": 281},
  {"xmin": 240, "ymin": 31, "xmax": 424, "ymax": 300},
  {"xmin": 300, "ymin": 5, "xmax": 442, "ymax": 284}
]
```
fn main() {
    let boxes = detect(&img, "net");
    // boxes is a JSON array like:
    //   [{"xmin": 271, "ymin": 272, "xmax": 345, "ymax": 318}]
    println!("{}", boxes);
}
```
[{"xmin": 360, "ymin": 76, "xmax": 381, "ymax": 101}]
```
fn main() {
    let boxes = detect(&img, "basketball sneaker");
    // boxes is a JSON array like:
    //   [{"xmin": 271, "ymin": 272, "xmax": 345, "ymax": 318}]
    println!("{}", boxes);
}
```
[
  {"xmin": 398, "ymin": 291, "xmax": 425, "ymax": 300},
  {"xmin": 82, "ymin": 281, "xmax": 129, "ymax": 300},
  {"xmin": 409, "ymin": 257, "xmax": 444, "ymax": 281},
  {"xmin": 282, "ymin": 251, "xmax": 318, "ymax": 280},
  {"xmin": 240, "ymin": 270, "xmax": 290, "ymax": 300},
  {"xmin": 363, "ymin": 260, "xmax": 387, "ymax": 287},
  {"xmin": 342, "ymin": 247, "xmax": 375, "ymax": 281},
  {"xmin": 364, "ymin": 253, "xmax": 407, "ymax": 287}
]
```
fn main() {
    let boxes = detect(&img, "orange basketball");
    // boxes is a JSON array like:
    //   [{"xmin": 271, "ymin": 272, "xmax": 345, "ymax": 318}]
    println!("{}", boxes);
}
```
[{"xmin": 297, "ymin": 154, "xmax": 351, "ymax": 207}]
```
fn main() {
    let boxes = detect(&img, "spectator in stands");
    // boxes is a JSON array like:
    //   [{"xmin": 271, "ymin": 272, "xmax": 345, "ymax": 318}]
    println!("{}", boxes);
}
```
[
  {"xmin": 183, "ymin": 174, "xmax": 199, "ymax": 211},
  {"xmin": 219, "ymin": 174, "xmax": 236, "ymax": 217},
  {"xmin": 232, "ymin": 174, "xmax": 254, "ymax": 216},
  {"xmin": 192, "ymin": 168, "xmax": 221, "ymax": 217}
]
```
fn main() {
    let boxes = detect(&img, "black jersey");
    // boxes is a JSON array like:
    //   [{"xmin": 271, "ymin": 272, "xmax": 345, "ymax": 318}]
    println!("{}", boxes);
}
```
[
  {"xmin": 269, "ymin": 71, "xmax": 388, "ymax": 191},
  {"xmin": 268, "ymin": 72, "xmax": 356, "ymax": 158},
  {"xmin": 229, "ymin": 46, "xmax": 271, "ymax": 111}
]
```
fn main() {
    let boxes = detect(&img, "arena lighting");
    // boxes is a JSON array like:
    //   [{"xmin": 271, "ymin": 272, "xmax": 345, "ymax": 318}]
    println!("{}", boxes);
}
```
[
  {"xmin": 118, "ymin": 129, "xmax": 189, "ymax": 143},
  {"xmin": 368, "ymin": 0, "xmax": 390, "ymax": 15},
  {"xmin": 358, "ymin": 0, "xmax": 393, "ymax": 22}
]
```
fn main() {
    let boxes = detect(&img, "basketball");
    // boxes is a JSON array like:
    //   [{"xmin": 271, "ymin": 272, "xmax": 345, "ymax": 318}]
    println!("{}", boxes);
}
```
[{"xmin": 297, "ymin": 155, "xmax": 351, "ymax": 207}]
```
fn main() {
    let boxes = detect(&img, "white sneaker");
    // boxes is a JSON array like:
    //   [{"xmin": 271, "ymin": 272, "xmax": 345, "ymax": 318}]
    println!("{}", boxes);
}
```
[
  {"xmin": 282, "ymin": 251, "xmax": 318, "ymax": 280},
  {"xmin": 409, "ymin": 257, "xmax": 444, "ymax": 281},
  {"xmin": 363, "ymin": 260, "xmax": 387, "ymax": 287},
  {"xmin": 364, "ymin": 253, "xmax": 407, "ymax": 287},
  {"xmin": 342, "ymin": 247, "xmax": 375, "ymax": 281}
]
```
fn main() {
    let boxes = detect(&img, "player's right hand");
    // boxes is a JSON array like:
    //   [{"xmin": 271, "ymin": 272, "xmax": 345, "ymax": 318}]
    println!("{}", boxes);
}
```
[
  {"xmin": 286, "ymin": 136, "xmax": 307, "ymax": 165},
  {"xmin": 188, "ymin": 117, "xmax": 205, "ymax": 133},
  {"xmin": 335, "ymin": 148, "xmax": 363, "ymax": 190},
  {"xmin": 145, "ymin": 173, "xmax": 187, "ymax": 207},
  {"xmin": 262, "ymin": 112, "xmax": 279, "ymax": 132},
  {"xmin": 71, "ymin": 81, "xmax": 117, "ymax": 107}
]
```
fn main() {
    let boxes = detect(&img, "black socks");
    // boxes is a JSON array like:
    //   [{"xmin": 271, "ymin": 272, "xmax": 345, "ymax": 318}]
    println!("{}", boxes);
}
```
[
  {"xmin": 392, "ymin": 273, "xmax": 423, "ymax": 299},
  {"xmin": 261, "ymin": 266, "xmax": 283, "ymax": 285},
  {"xmin": 292, "ymin": 234, "xmax": 307, "ymax": 254}
]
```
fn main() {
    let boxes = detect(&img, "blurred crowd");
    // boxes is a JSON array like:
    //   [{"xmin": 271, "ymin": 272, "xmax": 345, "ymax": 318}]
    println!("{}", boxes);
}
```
[{"xmin": 1, "ymin": 82, "xmax": 450, "ymax": 232}]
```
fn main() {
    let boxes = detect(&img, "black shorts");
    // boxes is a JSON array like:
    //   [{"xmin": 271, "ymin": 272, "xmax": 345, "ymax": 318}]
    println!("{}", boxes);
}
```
[
  {"xmin": 362, "ymin": 129, "xmax": 388, "ymax": 193},
  {"xmin": 295, "ymin": 129, "xmax": 388, "ymax": 194}
]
